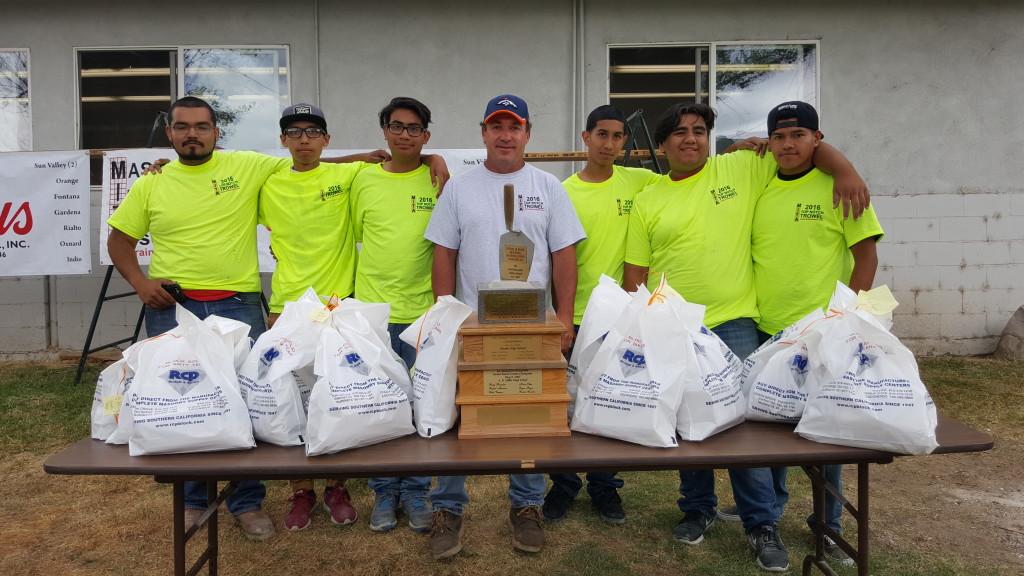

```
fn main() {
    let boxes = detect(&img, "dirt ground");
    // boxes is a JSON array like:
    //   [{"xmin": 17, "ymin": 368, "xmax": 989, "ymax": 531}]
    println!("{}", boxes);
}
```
[{"xmin": 870, "ymin": 436, "xmax": 1024, "ymax": 574}]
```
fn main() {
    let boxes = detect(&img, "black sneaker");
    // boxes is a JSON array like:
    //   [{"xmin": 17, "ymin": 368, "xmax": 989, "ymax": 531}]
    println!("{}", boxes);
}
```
[
  {"xmin": 672, "ymin": 510, "xmax": 715, "ymax": 545},
  {"xmin": 748, "ymin": 523, "xmax": 790, "ymax": 573},
  {"xmin": 823, "ymin": 536, "xmax": 855, "ymax": 566},
  {"xmin": 542, "ymin": 487, "xmax": 574, "ymax": 524},
  {"xmin": 591, "ymin": 489, "xmax": 626, "ymax": 524}
]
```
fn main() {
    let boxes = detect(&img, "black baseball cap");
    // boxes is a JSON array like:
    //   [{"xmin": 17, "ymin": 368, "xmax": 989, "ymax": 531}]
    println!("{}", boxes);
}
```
[
  {"xmin": 280, "ymin": 103, "xmax": 328, "ymax": 132},
  {"xmin": 767, "ymin": 101, "xmax": 819, "ymax": 135}
]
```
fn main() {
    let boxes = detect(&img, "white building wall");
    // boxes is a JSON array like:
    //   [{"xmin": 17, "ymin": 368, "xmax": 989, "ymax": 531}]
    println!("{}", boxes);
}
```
[{"xmin": 0, "ymin": 0, "xmax": 1021, "ymax": 358}]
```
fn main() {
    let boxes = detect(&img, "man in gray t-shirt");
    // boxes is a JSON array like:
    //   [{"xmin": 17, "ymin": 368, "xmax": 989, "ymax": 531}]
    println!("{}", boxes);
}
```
[{"xmin": 423, "ymin": 94, "xmax": 585, "ymax": 560}]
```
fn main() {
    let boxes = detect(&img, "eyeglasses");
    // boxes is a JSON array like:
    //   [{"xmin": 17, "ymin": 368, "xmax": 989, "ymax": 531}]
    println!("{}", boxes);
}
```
[
  {"xmin": 170, "ymin": 123, "xmax": 215, "ymax": 135},
  {"xmin": 283, "ymin": 127, "xmax": 326, "ymax": 139},
  {"xmin": 386, "ymin": 122, "xmax": 425, "ymax": 137}
]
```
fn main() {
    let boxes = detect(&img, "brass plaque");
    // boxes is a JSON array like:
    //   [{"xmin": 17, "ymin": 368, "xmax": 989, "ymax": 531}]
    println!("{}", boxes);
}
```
[
  {"xmin": 477, "ymin": 404, "xmax": 550, "ymax": 426},
  {"xmin": 501, "ymin": 245, "xmax": 530, "ymax": 281},
  {"xmin": 482, "ymin": 334, "xmax": 543, "ymax": 361},
  {"xmin": 483, "ymin": 369, "xmax": 542, "ymax": 395},
  {"xmin": 481, "ymin": 291, "xmax": 542, "ymax": 321}
]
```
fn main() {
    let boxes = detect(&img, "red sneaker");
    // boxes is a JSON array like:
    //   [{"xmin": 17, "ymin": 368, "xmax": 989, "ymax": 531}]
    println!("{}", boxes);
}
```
[
  {"xmin": 284, "ymin": 489, "xmax": 316, "ymax": 531},
  {"xmin": 323, "ymin": 487, "xmax": 358, "ymax": 525}
]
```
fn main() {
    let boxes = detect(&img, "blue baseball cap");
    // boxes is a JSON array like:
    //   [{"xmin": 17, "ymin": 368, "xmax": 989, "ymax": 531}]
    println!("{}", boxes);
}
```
[{"xmin": 483, "ymin": 95, "xmax": 529, "ymax": 123}]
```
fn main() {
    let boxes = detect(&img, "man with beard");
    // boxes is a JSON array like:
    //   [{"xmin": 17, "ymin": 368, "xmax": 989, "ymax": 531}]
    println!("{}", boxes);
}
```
[{"xmin": 107, "ymin": 95, "xmax": 296, "ymax": 542}]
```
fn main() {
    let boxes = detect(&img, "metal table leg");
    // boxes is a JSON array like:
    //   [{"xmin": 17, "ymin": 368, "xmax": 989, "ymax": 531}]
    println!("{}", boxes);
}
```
[{"xmin": 801, "ymin": 463, "xmax": 870, "ymax": 576}]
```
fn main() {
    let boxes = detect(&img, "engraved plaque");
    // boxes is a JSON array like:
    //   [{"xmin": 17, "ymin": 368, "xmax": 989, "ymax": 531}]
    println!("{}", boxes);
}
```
[
  {"xmin": 483, "ymin": 369, "xmax": 542, "ymax": 395},
  {"xmin": 501, "ymin": 245, "xmax": 529, "ymax": 281},
  {"xmin": 482, "ymin": 334, "xmax": 543, "ymax": 361},
  {"xmin": 477, "ymin": 404, "xmax": 550, "ymax": 426}
]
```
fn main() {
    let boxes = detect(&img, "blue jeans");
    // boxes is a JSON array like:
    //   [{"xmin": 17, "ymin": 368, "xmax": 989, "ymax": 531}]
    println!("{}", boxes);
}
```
[
  {"xmin": 368, "ymin": 323, "xmax": 424, "ymax": 496},
  {"xmin": 430, "ymin": 474, "xmax": 546, "ymax": 516},
  {"xmin": 387, "ymin": 322, "xmax": 417, "ymax": 370},
  {"xmin": 677, "ymin": 317, "xmax": 777, "ymax": 533},
  {"xmin": 369, "ymin": 476, "xmax": 432, "ymax": 501},
  {"xmin": 549, "ymin": 472, "xmax": 623, "ymax": 499},
  {"xmin": 772, "ymin": 465, "xmax": 843, "ymax": 535},
  {"xmin": 552, "ymin": 324, "xmax": 622, "ymax": 499},
  {"xmin": 145, "ymin": 291, "xmax": 268, "ymax": 515}
]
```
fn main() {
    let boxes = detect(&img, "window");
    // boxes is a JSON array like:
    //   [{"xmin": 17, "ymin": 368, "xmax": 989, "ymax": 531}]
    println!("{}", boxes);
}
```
[
  {"xmin": 79, "ymin": 46, "xmax": 289, "ymax": 182},
  {"xmin": 0, "ymin": 49, "xmax": 31, "ymax": 151},
  {"xmin": 609, "ymin": 42, "xmax": 818, "ymax": 154}
]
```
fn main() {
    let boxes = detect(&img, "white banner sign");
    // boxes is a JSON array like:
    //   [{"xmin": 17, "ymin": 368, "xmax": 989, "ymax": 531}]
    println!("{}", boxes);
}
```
[
  {"xmin": 0, "ymin": 150, "xmax": 91, "ymax": 276},
  {"xmin": 99, "ymin": 148, "xmax": 487, "ymax": 271}
]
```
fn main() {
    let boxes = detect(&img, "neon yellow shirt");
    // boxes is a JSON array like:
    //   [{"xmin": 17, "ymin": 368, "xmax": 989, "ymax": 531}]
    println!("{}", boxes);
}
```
[
  {"xmin": 351, "ymin": 163, "xmax": 438, "ymax": 323},
  {"xmin": 259, "ymin": 162, "xmax": 369, "ymax": 313},
  {"xmin": 108, "ymin": 151, "xmax": 289, "ymax": 292},
  {"xmin": 625, "ymin": 151, "xmax": 777, "ymax": 328},
  {"xmin": 752, "ymin": 168, "xmax": 885, "ymax": 335},
  {"xmin": 564, "ymin": 165, "xmax": 660, "ymax": 325}
]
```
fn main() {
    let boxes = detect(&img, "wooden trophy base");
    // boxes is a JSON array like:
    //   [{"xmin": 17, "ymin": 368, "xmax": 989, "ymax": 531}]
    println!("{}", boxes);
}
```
[{"xmin": 456, "ymin": 311, "xmax": 570, "ymax": 439}]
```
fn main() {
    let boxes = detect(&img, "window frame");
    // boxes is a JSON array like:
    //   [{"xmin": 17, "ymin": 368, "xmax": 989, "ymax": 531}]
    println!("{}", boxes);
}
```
[
  {"xmin": 607, "ymin": 40, "xmax": 821, "ymax": 154},
  {"xmin": 0, "ymin": 47, "xmax": 32, "ymax": 152}
]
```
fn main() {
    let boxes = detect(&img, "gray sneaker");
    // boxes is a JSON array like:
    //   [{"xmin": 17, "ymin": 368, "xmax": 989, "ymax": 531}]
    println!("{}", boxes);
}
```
[
  {"xmin": 508, "ymin": 505, "xmax": 545, "ymax": 553},
  {"xmin": 748, "ymin": 523, "xmax": 790, "ymax": 573},
  {"xmin": 403, "ymin": 495, "xmax": 433, "ymax": 532},
  {"xmin": 428, "ymin": 510, "xmax": 464, "ymax": 559},
  {"xmin": 824, "ymin": 536, "xmax": 855, "ymax": 566},
  {"xmin": 673, "ymin": 510, "xmax": 715, "ymax": 545},
  {"xmin": 716, "ymin": 505, "xmax": 741, "ymax": 522},
  {"xmin": 369, "ymin": 492, "xmax": 399, "ymax": 532}
]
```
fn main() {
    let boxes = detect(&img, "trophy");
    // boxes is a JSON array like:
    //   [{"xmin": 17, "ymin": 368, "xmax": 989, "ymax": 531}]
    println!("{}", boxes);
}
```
[{"xmin": 456, "ymin": 184, "xmax": 571, "ymax": 439}]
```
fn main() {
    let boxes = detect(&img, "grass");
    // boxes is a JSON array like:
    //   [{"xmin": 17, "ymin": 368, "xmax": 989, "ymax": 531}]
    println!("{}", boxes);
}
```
[{"xmin": 0, "ymin": 357, "xmax": 1019, "ymax": 575}]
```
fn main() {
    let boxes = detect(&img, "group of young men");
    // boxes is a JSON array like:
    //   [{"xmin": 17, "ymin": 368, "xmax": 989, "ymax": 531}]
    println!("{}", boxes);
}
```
[{"xmin": 107, "ymin": 90, "xmax": 881, "ymax": 572}]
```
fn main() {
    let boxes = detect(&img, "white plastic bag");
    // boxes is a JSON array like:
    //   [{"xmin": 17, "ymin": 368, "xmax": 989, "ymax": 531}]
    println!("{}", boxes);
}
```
[
  {"xmin": 400, "ymin": 296, "xmax": 473, "ymax": 438},
  {"xmin": 677, "ymin": 325, "xmax": 746, "ymax": 440},
  {"xmin": 567, "ymin": 274, "xmax": 631, "ymax": 413},
  {"xmin": 237, "ymin": 288, "xmax": 328, "ymax": 446},
  {"xmin": 796, "ymin": 284, "xmax": 938, "ymax": 455},
  {"xmin": 120, "ymin": 306, "xmax": 255, "ymax": 456},
  {"xmin": 739, "ymin": 308, "xmax": 826, "ymax": 397},
  {"xmin": 203, "ymin": 315, "xmax": 254, "ymax": 372},
  {"xmin": 305, "ymin": 314, "xmax": 415, "ymax": 456},
  {"xmin": 571, "ymin": 282, "xmax": 686, "ymax": 448},
  {"xmin": 745, "ymin": 339, "xmax": 822, "ymax": 423},
  {"xmin": 91, "ymin": 357, "xmax": 134, "ymax": 440},
  {"xmin": 330, "ymin": 301, "xmax": 413, "ymax": 402}
]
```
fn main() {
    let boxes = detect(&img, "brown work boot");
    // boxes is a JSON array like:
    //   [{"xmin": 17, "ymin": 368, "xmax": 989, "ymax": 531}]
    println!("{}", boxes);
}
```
[
  {"xmin": 233, "ymin": 509, "xmax": 275, "ymax": 541},
  {"xmin": 508, "ymin": 505, "xmax": 545, "ymax": 553},
  {"xmin": 428, "ymin": 510, "xmax": 464, "ymax": 559},
  {"xmin": 184, "ymin": 508, "xmax": 204, "ymax": 529}
]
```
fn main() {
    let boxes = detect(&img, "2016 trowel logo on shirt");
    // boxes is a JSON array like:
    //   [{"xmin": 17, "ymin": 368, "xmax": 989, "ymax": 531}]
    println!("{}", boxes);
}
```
[{"xmin": 164, "ymin": 369, "xmax": 205, "ymax": 395}]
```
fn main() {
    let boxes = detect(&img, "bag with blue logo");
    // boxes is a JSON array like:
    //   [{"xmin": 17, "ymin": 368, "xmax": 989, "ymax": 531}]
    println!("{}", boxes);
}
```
[
  {"xmin": 400, "ymin": 295, "xmax": 473, "ymax": 438},
  {"xmin": 676, "ymin": 324, "xmax": 747, "ymax": 441},
  {"xmin": 795, "ymin": 283, "xmax": 938, "ymax": 455},
  {"xmin": 305, "ymin": 311, "xmax": 415, "ymax": 456},
  {"xmin": 567, "ymin": 274, "xmax": 632, "ymax": 416},
  {"xmin": 739, "ymin": 309, "xmax": 828, "ymax": 423},
  {"xmin": 571, "ymin": 279, "xmax": 688, "ymax": 448},
  {"xmin": 237, "ymin": 287, "xmax": 329, "ymax": 446},
  {"xmin": 116, "ymin": 305, "xmax": 254, "ymax": 456}
]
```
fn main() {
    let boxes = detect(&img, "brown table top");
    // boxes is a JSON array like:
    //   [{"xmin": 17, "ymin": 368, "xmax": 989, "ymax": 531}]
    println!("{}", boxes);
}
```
[{"xmin": 44, "ymin": 415, "xmax": 992, "ymax": 482}]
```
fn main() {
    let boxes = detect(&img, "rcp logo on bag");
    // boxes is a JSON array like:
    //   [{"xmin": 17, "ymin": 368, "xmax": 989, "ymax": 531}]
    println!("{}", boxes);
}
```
[
  {"xmin": 164, "ymin": 369, "xmax": 204, "ymax": 395},
  {"xmin": 616, "ymin": 347, "xmax": 646, "ymax": 377},
  {"xmin": 341, "ymin": 352, "xmax": 370, "ymax": 376},
  {"xmin": 257, "ymin": 347, "xmax": 281, "ymax": 380}
]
